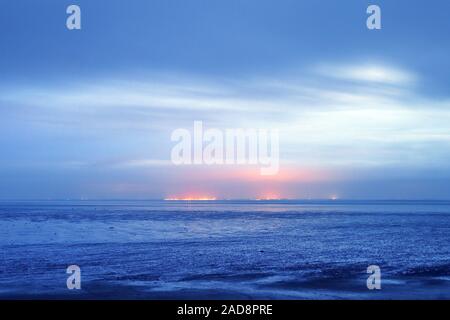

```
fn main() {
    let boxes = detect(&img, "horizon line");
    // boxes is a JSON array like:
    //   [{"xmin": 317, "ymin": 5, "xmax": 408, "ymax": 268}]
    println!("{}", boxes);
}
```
[{"xmin": 0, "ymin": 198, "xmax": 450, "ymax": 202}]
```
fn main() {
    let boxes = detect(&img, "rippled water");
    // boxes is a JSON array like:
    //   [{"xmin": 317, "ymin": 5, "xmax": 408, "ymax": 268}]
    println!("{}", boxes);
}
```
[{"xmin": 1, "ymin": 200, "xmax": 449, "ymax": 299}]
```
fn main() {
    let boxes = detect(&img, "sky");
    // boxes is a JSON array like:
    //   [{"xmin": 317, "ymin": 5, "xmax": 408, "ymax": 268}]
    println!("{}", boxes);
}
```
[{"xmin": 0, "ymin": 0, "xmax": 450, "ymax": 200}]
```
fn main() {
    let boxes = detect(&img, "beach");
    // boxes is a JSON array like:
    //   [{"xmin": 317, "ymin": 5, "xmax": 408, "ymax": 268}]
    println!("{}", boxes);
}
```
[{"xmin": 1, "ymin": 200, "xmax": 449, "ymax": 299}]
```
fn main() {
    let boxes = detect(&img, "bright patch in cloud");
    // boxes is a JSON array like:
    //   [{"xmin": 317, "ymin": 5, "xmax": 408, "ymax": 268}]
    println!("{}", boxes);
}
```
[{"xmin": 317, "ymin": 63, "xmax": 416, "ymax": 85}]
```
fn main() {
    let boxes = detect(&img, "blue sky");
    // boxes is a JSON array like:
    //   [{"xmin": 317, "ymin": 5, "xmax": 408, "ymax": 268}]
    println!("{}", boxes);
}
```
[{"xmin": 1, "ymin": 0, "xmax": 450, "ymax": 199}]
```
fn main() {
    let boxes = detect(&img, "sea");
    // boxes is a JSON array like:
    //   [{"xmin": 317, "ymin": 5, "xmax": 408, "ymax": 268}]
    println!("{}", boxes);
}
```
[{"xmin": 1, "ymin": 200, "xmax": 449, "ymax": 299}]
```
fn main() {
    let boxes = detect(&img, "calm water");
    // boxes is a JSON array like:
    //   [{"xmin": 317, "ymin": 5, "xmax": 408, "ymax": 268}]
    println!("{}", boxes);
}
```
[{"xmin": 1, "ymin": 200, "xmax": 450, "ymax": 299}]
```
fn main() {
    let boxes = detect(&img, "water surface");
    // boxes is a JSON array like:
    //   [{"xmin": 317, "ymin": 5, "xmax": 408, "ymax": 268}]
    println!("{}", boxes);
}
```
[{"xmin": 1, "ymin": 200, "xmax": 449, "ymax": 299}]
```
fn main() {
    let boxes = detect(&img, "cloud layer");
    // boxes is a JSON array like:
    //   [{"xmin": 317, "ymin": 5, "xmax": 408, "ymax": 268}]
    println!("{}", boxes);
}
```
[{"xmin": 1, "ymin": 62, "xmax": 450, "ymax": 199}]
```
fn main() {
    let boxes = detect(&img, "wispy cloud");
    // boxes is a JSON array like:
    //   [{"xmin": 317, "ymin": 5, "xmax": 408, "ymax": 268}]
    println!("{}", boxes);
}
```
[
  {"xmin": 1, "ymin": 62, "xmax": 449, "ymax": 171},
  {"xmin": 316, "ymin": 63, "xmax": 416, "ymax": 85}
]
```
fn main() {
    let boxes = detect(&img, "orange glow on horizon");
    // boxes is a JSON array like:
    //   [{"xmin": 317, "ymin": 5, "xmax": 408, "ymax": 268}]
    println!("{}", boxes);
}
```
[{"xmin": 163, "ymin": 165, "xmax": 338, "ymax": 200}]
